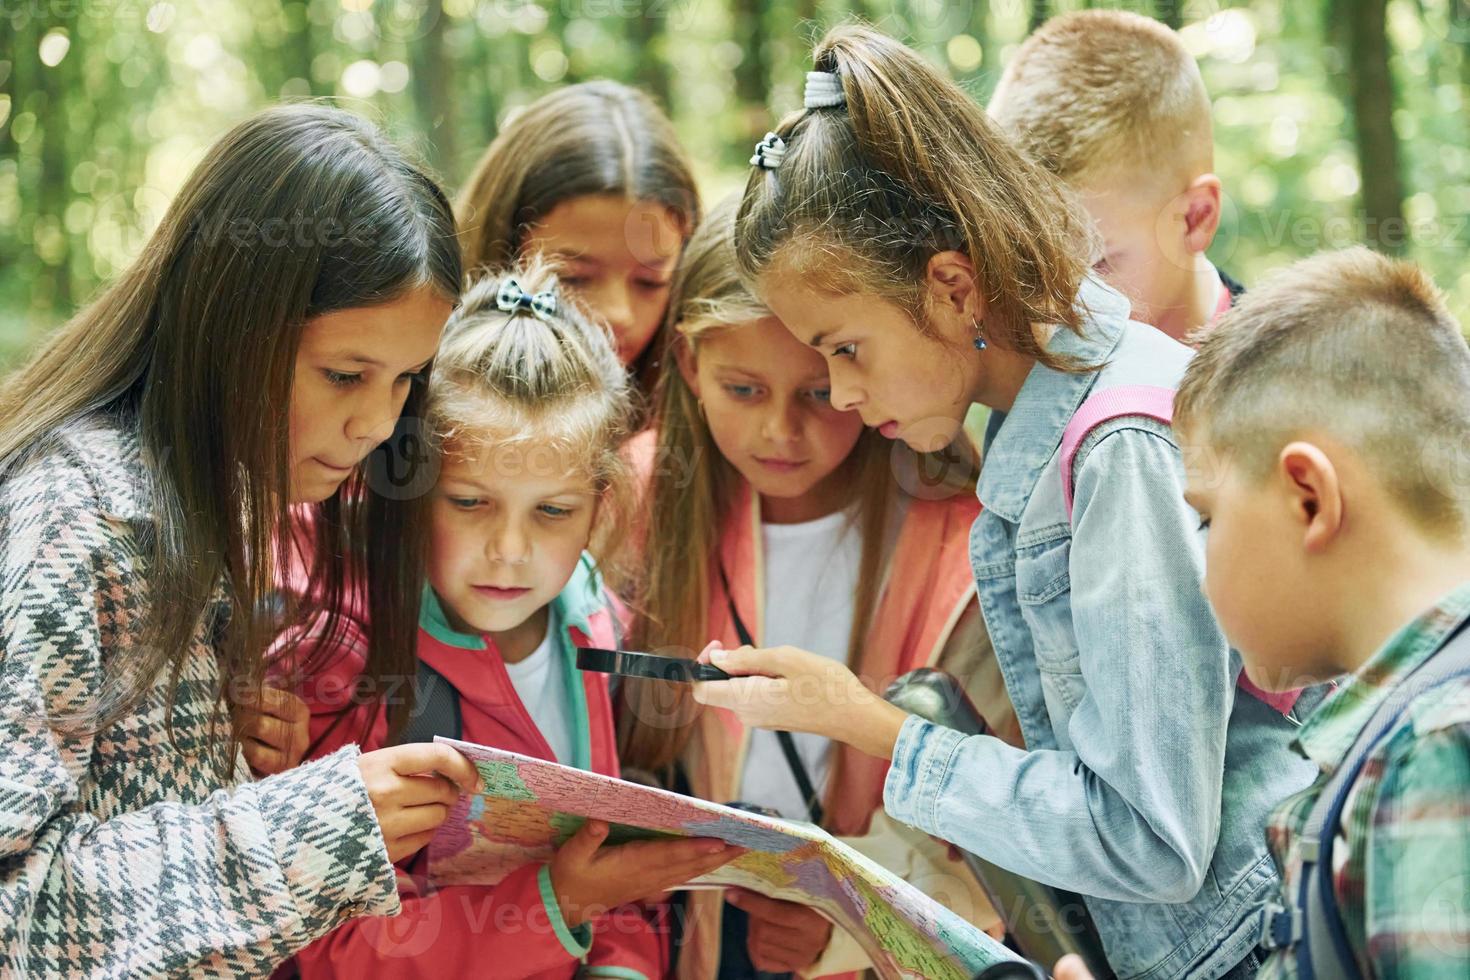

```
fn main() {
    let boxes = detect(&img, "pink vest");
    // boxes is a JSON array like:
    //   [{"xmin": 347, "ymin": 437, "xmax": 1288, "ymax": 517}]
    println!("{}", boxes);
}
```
[{"xmin": 680, "ymin": 478, "xmax": 982, "ymax": 980}]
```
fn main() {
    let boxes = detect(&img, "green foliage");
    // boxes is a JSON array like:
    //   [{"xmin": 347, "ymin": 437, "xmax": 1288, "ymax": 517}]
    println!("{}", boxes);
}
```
[{"xmin": 2, "ymin": 0, "xmax": 1466, "ymax": 369}]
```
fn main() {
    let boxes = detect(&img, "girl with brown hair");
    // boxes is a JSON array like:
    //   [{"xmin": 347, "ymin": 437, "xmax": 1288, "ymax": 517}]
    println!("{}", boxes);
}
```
[
  {"xmin": 619, "ymin": 195, "xmax": 1016, "ymax": 979},
  {"xmin": 455, "ymin": 81, "xmax": 700, "ymax": 404},
  {"xmin": 0, "ymin": 104, "xmax": 481, "ymax": 976}
]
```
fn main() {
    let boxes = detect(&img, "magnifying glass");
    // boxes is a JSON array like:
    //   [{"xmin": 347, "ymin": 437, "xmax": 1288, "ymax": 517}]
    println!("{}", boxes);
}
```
[{"xmin": 576, "ymin": 646, "xmax": 732, "ymax": 683}]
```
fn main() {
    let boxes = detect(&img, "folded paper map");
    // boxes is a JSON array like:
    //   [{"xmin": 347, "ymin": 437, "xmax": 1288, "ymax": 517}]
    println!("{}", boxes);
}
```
[{"xmin": 427, "ymin": 738, "xmax": 1017, "ymax": 980}]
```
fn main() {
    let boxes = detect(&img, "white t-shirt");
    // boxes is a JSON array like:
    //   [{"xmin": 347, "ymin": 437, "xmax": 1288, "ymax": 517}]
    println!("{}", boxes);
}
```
[
  {"xmin": 736, "ymin": 508, "xmax": 863, "ymax": 820},
  {"xmin": 502, "ymin": 609, "xmax": 575, "ymax": 766}
]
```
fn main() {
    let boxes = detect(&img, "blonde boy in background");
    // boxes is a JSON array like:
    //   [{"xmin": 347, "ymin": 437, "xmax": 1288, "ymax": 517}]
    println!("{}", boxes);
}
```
[{"xmin": 990, "ymin": 10, "xmax": 1241, "ymax": 340}]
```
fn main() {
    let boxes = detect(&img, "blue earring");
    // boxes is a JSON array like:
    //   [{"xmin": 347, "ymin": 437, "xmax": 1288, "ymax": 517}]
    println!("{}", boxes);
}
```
[{"xmin": 973, "ymin": 321, "xmax": 987, "ymax": 351}]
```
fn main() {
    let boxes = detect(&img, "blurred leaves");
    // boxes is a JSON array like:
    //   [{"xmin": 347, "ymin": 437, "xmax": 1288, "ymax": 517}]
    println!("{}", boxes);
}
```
[{"xmin": 2, "ymin": 0, "xmax": 1467, "ymax": 367}]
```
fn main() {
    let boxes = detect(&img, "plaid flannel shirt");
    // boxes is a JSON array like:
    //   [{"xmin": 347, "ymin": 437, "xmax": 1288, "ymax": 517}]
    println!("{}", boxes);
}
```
[{"xmin": 1259, "ymin": 582, "xmax": 1470, "ymax": 979}]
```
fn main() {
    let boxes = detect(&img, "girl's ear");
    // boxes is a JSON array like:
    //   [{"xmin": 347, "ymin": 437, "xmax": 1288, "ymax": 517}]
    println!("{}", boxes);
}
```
[
  {"xmin": 923, "ymin": 250, "xmax": 987, "ymax": 325},
  {"xmin": 672, "ymin": 331, "xmax": 701, "ymax": 398}
]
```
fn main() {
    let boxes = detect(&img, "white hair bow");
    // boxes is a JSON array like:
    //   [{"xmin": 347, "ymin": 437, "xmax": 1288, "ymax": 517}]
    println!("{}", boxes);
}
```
[{"xmin": 495, "ymin": 278, "xmax": 558, "ymax": 320}]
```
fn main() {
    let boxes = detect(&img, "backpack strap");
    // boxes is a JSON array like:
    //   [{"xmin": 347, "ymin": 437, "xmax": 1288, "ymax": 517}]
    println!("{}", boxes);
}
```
[
  {"xmin": 717, "ymin": 563, "xmax": 825, "ymax": 827},
  {"xmin": 1060, "ymin": 385, "xmax": 1176, "ymax": 522},
  {"xmin": 1060, "ymin": 384, "xmax": 1305, "ymax": 717},
  {"xmin": 1259, "ymin": 617, "xmax": 1470, "ymax": 979},
  {"xmin": 398, "ymin": 657, "xmax": 463, "ymax": 745}
]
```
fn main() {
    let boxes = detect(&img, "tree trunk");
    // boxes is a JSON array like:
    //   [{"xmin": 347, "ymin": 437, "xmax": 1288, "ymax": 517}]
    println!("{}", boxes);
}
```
[
  {"xmin": 731, "ymin": 0, "xmax": 769, "ymax": 148},
  {"xmin": 36, "ymin": 15, "xmax": 73, "ymax": 310},
  {"xmin": 1029, "ymin": 0, "xmax": 1050, "ymax": 33},
  {"xmin": 286, "ymin": 0, "xmax": 316, "ymax": 96},
  {"xmin": 627, "ymin": 11, "xmax": 672, "ymax": 111},
  {"xmin": 1344, "ymin": 0, "xmax": 1407, "ymax": 254},
  {"xmin": 0, "ymin": 9, "xmax": 19, "ymax": 163},
  {"xmin": 796, "ymin": 0, "xmax": 820, "ymax": 28},
  {"xmin": 409, "ymin": 0, "xmax": 455, "ymax": 177},
  {"xmin": 965, "ymin": 1, "xmax": 991, "ymax": 92},
  {"xmin": 1459, "ymin": 0, "xmax": 1470, "ymax": 96}
]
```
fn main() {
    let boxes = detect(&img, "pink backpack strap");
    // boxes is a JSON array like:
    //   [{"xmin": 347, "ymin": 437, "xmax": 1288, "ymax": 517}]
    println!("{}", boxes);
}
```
[
  {"xmin": 1240, "ymin": 681, "xmax": 1305, "ymax": 716},
  {"xmin": 1060, "ymin": 385, "xmax": 1176, "ymax": 521},
  {"xmin": 1060, "ymin": 384, "xmax": 1305, "ymax": 717}
]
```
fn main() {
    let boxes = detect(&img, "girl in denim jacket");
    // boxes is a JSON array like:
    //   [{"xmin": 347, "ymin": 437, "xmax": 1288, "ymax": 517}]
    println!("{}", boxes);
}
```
[{"xmin": 695, "ymin": 25, "xmax": 1319, "ymax": 980}]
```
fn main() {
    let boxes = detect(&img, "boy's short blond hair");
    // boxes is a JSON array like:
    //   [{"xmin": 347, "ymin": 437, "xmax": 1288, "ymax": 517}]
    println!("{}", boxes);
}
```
[
  {"xmin": 989, "ymin": 10, "xmax": 1213, "ymax": 191},
  {"xmin": 1176, "ymin": 247, "xmax": 1470, "ymax": 537}
]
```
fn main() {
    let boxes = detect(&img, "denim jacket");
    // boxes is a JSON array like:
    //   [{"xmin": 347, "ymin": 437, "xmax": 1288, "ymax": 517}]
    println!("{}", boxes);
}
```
[{"xmin": 884, "ymin": 278, "xmax": 1319, "ymax": 980}]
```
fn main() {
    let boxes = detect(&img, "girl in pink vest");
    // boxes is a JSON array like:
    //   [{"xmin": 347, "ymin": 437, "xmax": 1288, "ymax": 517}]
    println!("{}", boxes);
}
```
[
  {"xmin": 267, "ymin": 258, "xmax": 739, "ymax": 980},
  {"xmin": 619, "ymin": 197, "xmax": 1020, "ymax": 979}
]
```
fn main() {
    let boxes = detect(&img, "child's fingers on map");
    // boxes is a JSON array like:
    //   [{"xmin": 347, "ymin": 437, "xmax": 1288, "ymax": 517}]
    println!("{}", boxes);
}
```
[
  {"xmin": 557, "ymin": 819, "xmax": 612, "ymax": 864},
  {"xmin": 602, "ymin": 835, "xmax": 738, "ymax": 863},
  {"xmin": 748, "ymin": 922, "xmax": 828, "ymax": 975},
  {"xmin": 730, "ymin": 888, "xmax": 837, "ymax": 971},
  {"xmin": 398, "ymin": 799, "xmax": 460, "ymax": 835},
  {"xmin": 551, "ymin": 831, "xmax": 744, "ymax": 926},
  {"xmin": 358, "ymin": 743, "xmax": 485, "ymax": 862},
  {"xmin": 727, "ymin": 888, "xmax": 797, "ymax": 919},
  {"xmin": 357, "ymin": 751, "xmax": 470, "ymax": 812},
  {"xmin": 385, "ymin": 742, "xmax": 483, "ymax": 793},
  {"xmin": 371, "ymin": 795, "xmax": 460, "ymax": 859},
  {"xmin": 729, "ymin": 888, "xmax": 834, "ymax": 950},
  {"xmin": 599, "ymin": 835, "xmax": 743, "ymax": 886},
  {"xmin": 393, "ymin": 771, "xmax": 473, "ymax": 809},
  {"xmin": 366, "ymin": 792, "xmax": 457, "ymax": 863}
]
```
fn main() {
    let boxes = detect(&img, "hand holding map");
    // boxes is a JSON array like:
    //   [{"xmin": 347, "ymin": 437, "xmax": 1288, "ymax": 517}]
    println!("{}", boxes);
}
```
[
  {"xmin": 545, "ymin": 819, "xmax": 740, "ymax": 928},
  {"xmin": 426, "ymin": 738, "xmax": 1019, "ymax": 980}
]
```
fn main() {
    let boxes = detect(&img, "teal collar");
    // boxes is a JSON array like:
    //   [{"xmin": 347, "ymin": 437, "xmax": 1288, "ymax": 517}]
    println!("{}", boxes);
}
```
[
  {"xmin": 417, "ymin": 555, "xmax": 608, "ymax": 774},
  {"xmin": 555, "ymin": 553, "xmax": 606, "ymax": 640},
  {"xmin": 420, "ymin": 586, "xmax": 487, "ymax": 650}
]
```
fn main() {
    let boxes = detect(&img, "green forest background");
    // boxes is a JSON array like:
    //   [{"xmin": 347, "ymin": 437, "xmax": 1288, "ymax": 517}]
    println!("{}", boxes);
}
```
[{"xmin": 3, "ymin": 0, "xmax": 1469, "ymax": 368}]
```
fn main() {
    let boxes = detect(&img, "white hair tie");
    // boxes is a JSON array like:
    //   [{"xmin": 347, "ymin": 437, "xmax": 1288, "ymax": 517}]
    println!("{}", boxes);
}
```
[
  {"xmin": 804, "ymin": 71, "xmax": 845, "ymax": 109},
  {"xmin": 750, "ymin": 132, "xmax": 787, "ymax": 170}
]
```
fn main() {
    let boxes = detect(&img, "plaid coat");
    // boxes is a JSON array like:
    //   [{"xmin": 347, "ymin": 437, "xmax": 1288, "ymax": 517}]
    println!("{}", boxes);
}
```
[{"xmin": 0, "ymin": 417, "xmax": 400, "ymax": 976}]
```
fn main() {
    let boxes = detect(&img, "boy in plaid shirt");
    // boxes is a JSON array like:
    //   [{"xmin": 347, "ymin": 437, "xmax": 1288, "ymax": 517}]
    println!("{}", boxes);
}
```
[{"xmin": 1060, "ymin": 247, "xmax": 1470, "ymax": 980}]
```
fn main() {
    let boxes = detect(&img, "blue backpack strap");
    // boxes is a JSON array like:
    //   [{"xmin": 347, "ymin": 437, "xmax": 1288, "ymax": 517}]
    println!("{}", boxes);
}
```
[
  {"xmin": 1261, "ymin": 618, "xmax": 1470, "ymax": 978},
  {"xmin": 397, "ymin": 657, "xmax": 462, "ymax": 744}
]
